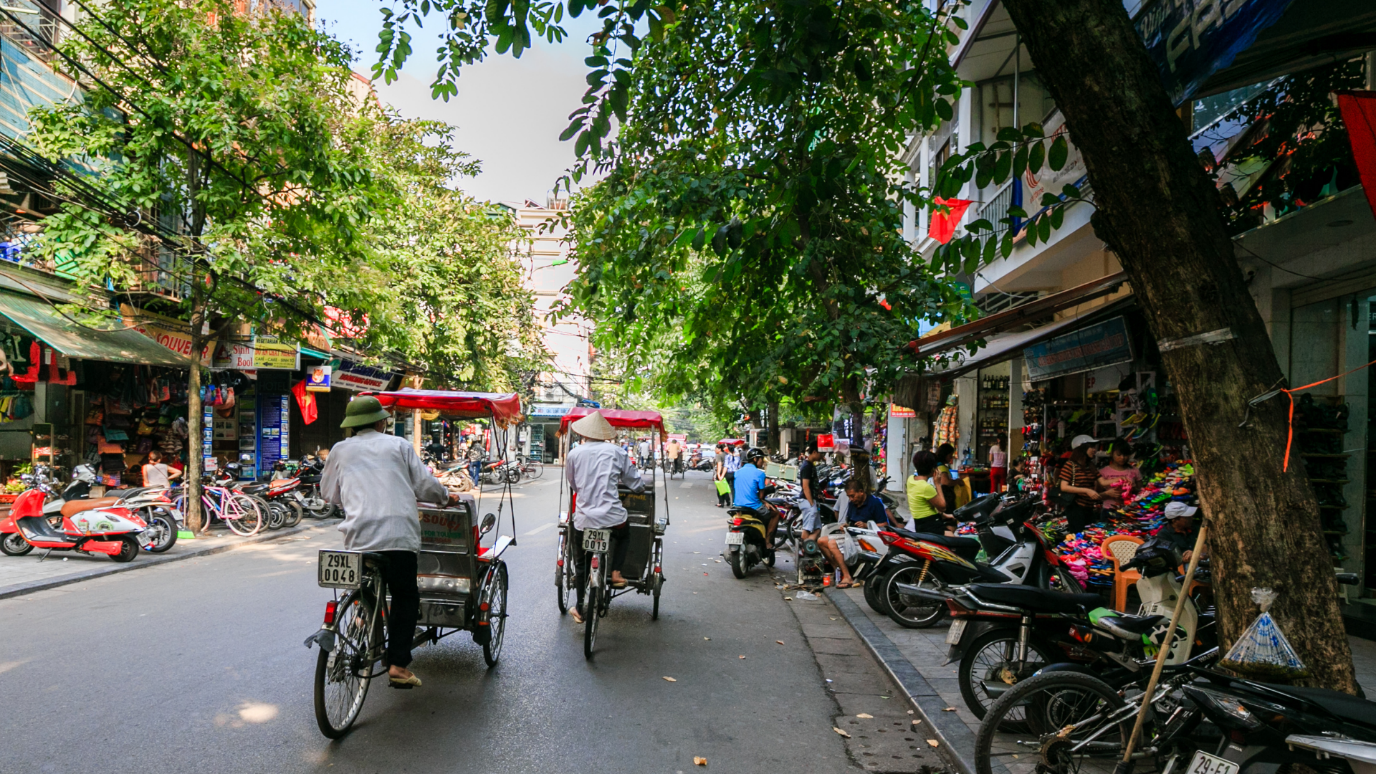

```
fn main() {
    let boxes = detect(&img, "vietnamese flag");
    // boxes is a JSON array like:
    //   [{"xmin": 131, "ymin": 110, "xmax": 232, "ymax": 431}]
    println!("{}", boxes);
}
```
[
  {"xmin": 1337, "ymin": 91, "xmax": 1376, "ymax": 221},
  {"xmin": 928, "ymin": 197, "xmax": 974, "ymax": 244},
  {"xmin": 291, "ymin": 379, "xmax": 318, "ymax": 425}
]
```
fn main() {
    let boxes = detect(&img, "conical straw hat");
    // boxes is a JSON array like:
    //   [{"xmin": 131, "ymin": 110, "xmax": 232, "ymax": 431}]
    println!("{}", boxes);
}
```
[{"xmin": 570, "ymin": 410, "xmax": 616, "ymax": 441}]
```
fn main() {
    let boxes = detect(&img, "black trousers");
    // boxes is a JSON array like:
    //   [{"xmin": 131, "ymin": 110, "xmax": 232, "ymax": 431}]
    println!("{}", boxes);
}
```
[
  {"xmin": 1064, "ymin": 504, "xmax": 1097, "ymax": 534},
  {"xmin": 725, "ymin": 471, "xmax": 736, "ymax": 502},
  {"xmin": 376, "ymin": 550, "xmax": 419, "ymax": 669},
  {"xmin": 571, "ymin": 522, "xmax": 629, "ymax": 610}
]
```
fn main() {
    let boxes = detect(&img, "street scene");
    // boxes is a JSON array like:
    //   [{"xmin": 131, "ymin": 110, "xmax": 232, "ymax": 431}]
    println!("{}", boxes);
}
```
[{"xmin": 5, "ymin": 0, "xmax": 1376, "ymax": 773}]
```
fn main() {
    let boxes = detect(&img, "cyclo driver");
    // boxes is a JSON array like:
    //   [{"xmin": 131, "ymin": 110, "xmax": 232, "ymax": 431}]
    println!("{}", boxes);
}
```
[
  {"xmin": 565, "ymin": 410, "xmax": 646, "ymax": 624},
  {"xmin": 320, "ymin": 396, "xmax": 462, "ymax": 689},
  {"xmin": 733, "ymin": 447, "xmax": 779, "ymax": 556}
]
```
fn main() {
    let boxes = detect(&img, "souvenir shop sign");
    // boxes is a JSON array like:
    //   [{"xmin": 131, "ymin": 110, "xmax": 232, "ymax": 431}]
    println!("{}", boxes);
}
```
[
  {"xmin": 334, "ymin": 359, "xmax": 396, "ymax": 392},
  {"xmin": 1023, "ymin": 316, "xmax": 1133, "ymax": 382},
  {"xmin": 212, "ymin": 337, "xmax": 301, "ymax": 371},
  {"xmin": 890, "ymin": 404, "xmax": 916, "ymax": 419},
  {"xmin": 121, "ymin": 305, "xmax": 213, "ymax": 366}
]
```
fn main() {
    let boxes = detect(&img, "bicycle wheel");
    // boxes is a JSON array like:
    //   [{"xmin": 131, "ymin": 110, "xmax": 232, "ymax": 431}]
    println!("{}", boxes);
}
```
[
  {"xmin": 225, "ymin": 494, "xmax": 263, "ymax": 536},
  {"xmin": 526, "ymin": 460, "xmax": 544, "ymax": 480},
  {"xmin": 583, "ymin": 582, "xmax": 601, "ymax": 659},
  {"xmin": 555, "ymin": 530, "xmax": 571, "ymax": 614},
  {"xmin": 314, "ymin": 590, "xmax": 375, "ymax": 738},
  {"xmin": 974, "ymin": 671, "xmax": 1129, "ymax": 774},
  {"xmin": 483, "ymin": 563, "xmax": 508, "ymax": 667},
  {"xmin": 959, "ymin": 629, "xmax": 1058, "ymax": 719}
]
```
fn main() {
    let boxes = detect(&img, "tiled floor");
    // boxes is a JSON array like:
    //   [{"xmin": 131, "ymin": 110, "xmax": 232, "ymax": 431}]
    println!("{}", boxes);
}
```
[{"xmin": 840, "ymin": 586, "xmax": 1376, "ymax": 745}]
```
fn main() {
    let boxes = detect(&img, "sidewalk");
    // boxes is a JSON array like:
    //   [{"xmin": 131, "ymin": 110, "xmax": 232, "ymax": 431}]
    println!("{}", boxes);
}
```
[
  {"xmin": 828, "ymin": 585, "xmax": 1376, "ymax": 774},
  {"xmin": 0, "ymin": 520, "xmax": 332, "ymax": 600}
]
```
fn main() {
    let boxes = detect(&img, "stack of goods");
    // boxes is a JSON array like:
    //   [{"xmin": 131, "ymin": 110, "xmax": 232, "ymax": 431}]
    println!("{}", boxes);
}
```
[
  {"xmin": 933, "ymin": 399, "xmax": 958, "ymax": 448},
  {"xmin": 85, "ymin": 365, "xmax": 190, "ymax": 486},
  {"xmin": 1048, "ymin": 461, "xmax": 1196, "ymax": 588}
]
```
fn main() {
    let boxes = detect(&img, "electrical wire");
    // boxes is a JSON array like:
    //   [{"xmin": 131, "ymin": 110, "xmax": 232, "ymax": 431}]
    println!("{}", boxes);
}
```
[{"xmin": 1233, "ymin": 239, "xmax": 1328, "ymax": 282}]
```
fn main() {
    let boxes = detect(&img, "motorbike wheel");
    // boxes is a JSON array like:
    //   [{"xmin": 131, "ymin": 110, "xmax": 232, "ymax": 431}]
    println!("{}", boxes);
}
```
[
  {"xmin": 959, "ymin": 629, "xmax": 1057, "ymax": 720},
  {"xmin": 1040, "ymin": 563, "xmax": 1084, "ymax": 593},
  {"xmin": 504, "ymin": 466, "xmax": 521, "ymax": 485},
  {"xmin": 863, "ymin": 575, "xmax": 887, "ymax": 614},
  {"xmin": 143, "ymin": 508, "xmax": 178, "ymax": 553},
  {"xmin": 880, "ymin": 564, "xmax": 947, "ymax": 628},
  {"xmin": 1, "ymin": 532, "xmax": 33, "ymax": 556},
  {"xmin": 729, "ymin": 543, "xmax": 749, "ymax": 579},
  {"xmin": 266, "ymin": 502, "xmax": 287, "ymax": 530},
  {"xmin": 110, "ymin": 535, "xmax": 140, "ymax": 563},
  {"xmin": 281, "ymin": 501, "xmax": 304, "ymax": 528},
  {"xmin": 305, "ymin": 498, "xmax": 334, "ymax": 519}
]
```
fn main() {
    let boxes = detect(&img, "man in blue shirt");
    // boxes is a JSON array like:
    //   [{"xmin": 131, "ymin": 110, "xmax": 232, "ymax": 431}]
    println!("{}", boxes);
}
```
[
  {"xmin": 844, "ymin": 478, "xmax": 891, "ymax": 528},
  {"xmin": 732, "ymin": 448, "xmax": 779, "ymax": 550}
]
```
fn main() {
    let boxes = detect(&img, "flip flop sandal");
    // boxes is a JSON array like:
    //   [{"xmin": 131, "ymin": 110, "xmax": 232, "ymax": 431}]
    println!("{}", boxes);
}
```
[
  {"xmin": 389, "ymin": 673, "xmax": 422, "ymax": 689},
  {"xmin": 611, "ymin": 580, "xmax": 628, "ymax": 589}
]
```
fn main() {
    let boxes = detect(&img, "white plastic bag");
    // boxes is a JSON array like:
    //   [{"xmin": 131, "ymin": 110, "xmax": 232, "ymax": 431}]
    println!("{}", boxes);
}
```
[{"xmin": 1219, "ymin": 588, "xmax": 1308, "ymax": 680}]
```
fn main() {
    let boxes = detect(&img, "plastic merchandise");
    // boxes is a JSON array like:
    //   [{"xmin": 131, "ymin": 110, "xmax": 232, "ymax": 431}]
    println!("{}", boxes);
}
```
[{"xmin": 1218, "ymin": 588, "xmax": 1308, "ymax": 680}]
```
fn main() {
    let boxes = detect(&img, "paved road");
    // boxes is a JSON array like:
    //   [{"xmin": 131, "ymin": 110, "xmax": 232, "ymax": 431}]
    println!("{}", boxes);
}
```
[{"xmin": 0, "ymin": 469, "xmax": 897, "ymax": 774}]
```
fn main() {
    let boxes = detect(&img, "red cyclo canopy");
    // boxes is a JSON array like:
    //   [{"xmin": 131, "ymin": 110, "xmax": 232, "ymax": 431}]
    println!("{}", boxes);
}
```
[
  {"xmin": 559, "ymin": 407, "xmax": 666, "ymax": 440},
  {"xmin": 362, "ymin": 389, "xmax": 524, "ymax": 428},
  {"xmin": 717, "ymin": 438, "xmax": 746, "ymax": 446}
]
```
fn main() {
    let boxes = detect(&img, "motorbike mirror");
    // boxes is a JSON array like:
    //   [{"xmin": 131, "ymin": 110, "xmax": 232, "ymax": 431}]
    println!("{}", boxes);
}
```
[{"xmin": 480, "ymin": 512, "xmax": 497, "ymax": 535}]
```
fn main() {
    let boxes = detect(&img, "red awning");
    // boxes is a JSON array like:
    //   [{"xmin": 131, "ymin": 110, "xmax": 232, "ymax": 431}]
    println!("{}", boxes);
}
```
[
  {"xmin": 362, "ymin": 389, "xmax": 524, "ymax": 428},
  {"xmin": 717, "ymin": 438, "xmax": 746, "ymax": 446},
  {"xmin": 558, "ymin": 407, "xmax": 666, "ymax": 439},
  {"xmin": 906, "ymin": 272, "xmax": 1129, "ymax": 359}
]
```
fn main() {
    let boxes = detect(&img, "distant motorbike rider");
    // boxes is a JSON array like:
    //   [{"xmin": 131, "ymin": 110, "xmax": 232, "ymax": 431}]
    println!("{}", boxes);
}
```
[{"xmin": 732, "ymin": 447, "xmax": 778, "ymax": 551}]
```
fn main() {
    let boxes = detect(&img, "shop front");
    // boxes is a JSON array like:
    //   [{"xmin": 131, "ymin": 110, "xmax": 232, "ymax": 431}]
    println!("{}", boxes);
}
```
[{"xmin": 524, "ymin": 403, "xmax": 574, "ymax": 463}]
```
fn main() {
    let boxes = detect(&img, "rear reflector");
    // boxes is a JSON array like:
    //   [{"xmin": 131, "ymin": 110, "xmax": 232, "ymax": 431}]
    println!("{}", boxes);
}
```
[{"xmin": 324, "ymin": 601, "xmax": 338, "ymax": 625}]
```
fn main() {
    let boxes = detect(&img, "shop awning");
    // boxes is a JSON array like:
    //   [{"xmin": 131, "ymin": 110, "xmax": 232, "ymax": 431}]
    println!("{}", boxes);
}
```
[
  {"xmin": 906, "ymin": 272, "xmax": 1128, "ymax": 359},
  {"xmin": 364, "ymin": 389, "xmax": 524, "ymax": 428},
  {"xmin": 0, "ymin": 292, "xmax": 191, "ymax": 367},
  {"xmin": 558, "ymin": 407, "xmax": 667, "ymax": 439},
  {"xmin": 927, "ymin": 296, "xmax": 1135, "ymax": 380}
]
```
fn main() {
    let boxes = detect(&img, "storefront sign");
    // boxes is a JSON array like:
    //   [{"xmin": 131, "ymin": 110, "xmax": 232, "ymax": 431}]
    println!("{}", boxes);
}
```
[
  {"xmin": 258, "ymin": 394, "xmax": 290, "ymax": 465},
  {"xmin": 528, "ymin": 404, "xmax": 572, "ymax": 417},
  {"xmin": 1023, "ymin": 111, "xmax": 1087, "ymax": 214},
  {"xmin": 1135, "ymin": 0, "xmax": 1293, "ymax": 105},
  {"xmin": 212, "ymin": 336, "xmax": 300, "ymax": 371},
  {"xmin": 306, "ymin": 365, "xmax": 331, "ymax": 392},
  {"xmin": 890, "ymin": 404, "xmax": 916, "ymax": 419},
  {"xmin": 1024, "ymin": 316, "xmax": 1133, "ymax": 382},
  {"xmin": 334, "ymin": 359, "xmax": 396, "ymax": 392},
  {"xmin": 122, "ymin": 304, "xmax": 213, "ymax": 366}
]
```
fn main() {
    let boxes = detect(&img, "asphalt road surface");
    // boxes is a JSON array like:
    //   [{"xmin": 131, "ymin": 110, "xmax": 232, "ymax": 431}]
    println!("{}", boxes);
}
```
[{"xmin": 0, "ymin": 469, "xmax": 886, "ymax": 774}]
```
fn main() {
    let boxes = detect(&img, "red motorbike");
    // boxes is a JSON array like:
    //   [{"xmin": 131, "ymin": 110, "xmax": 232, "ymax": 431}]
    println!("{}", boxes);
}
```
[{"xmin": 0, "ymin": 487, "xmax": 147, "ymax": 562}]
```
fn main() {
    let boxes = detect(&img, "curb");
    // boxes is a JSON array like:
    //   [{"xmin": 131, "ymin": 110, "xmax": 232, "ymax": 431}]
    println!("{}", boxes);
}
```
[
  {"xmin": 0, "ymin": 520, "xmax": 333, "ymax": 601},
  {"xmin": 826, "ymin": 588, "xmax": 1006, "ymax": 774}
]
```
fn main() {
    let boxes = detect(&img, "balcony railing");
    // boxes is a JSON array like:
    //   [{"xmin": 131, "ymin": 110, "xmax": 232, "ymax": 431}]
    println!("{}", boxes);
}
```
[
  {"xmin": 0, "ymin": 0, "xmax": 60, "ymax": 63},
  {"xmin": 976, "ymin": 178, "xmax": 1022, "ymax": 236}
]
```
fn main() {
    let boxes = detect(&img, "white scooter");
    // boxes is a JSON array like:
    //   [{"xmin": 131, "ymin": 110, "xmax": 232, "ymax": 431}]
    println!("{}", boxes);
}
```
[{"xmin": 37, "ymin": 465, "xmax": 180, "ymax": 553}]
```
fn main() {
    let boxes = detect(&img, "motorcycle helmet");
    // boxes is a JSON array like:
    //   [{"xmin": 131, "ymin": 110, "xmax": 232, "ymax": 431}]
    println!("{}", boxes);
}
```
[{"xmin": 745, "ymin": 447, "xmax": 766, "ymax": 466}]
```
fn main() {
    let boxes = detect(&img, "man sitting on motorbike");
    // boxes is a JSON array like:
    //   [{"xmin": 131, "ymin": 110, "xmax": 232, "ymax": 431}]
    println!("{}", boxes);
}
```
[
  {"xmin": 844, "ymin": 477, "xmax": 892, "ymax": 529},
  {"xmin": 566, "ymin": 410, "xmax": 646, "ymax": 624},
  {"xmin": 797, "ymin": 441, "xmax": 853, "ymax": 588},
  {"xmin": 732, "ymin": 447, "xmax": 779, "ymax": 550}
]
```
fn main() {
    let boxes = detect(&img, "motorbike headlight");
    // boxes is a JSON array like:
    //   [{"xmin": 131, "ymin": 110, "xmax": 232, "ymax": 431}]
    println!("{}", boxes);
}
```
[{"xmin": 1183, "ymin": 686, "xmax": 1264, "ymax": 731}]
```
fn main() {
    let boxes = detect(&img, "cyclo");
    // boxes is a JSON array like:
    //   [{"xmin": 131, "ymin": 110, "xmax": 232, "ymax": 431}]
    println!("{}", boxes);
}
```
[
  {"xmin": 553, "ymin": 407, "xmax": 671, "ymax": 658},
  {"xmin": 305, "ymin": 390, "xmax": 522, "ymax": 738}
]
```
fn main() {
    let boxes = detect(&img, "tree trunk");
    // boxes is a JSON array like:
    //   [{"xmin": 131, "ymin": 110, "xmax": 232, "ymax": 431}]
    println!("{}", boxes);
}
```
[
  {"xmin": 1002, "ymin": 0, "xmax": 1354, "ymax": 690},
  {"xmin": 767, "ymin": 400, "xmax": 781, "ymax": 452},
  {"xmin": 185, "ymin": 307, "xmax": 205, "ymax": 534}
]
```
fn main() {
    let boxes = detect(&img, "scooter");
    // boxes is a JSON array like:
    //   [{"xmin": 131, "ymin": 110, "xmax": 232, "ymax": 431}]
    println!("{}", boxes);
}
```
[
  {"xmin": 724, "ymin": 488, "xmax": 785, "ymax": 578},
  {"xmin": 32, "ymin": 464, "xmax": 180, "ymax": 552},
  {"xmin": 0, "ymin": 486, "xmax": 147, "ymax": 561}
]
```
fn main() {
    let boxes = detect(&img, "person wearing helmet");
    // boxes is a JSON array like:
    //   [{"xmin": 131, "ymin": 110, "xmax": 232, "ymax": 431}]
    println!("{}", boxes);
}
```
[
  {"xmin": 321, "ymin": 396, "xmax": 462, "ymax": 689},
  {"xmin": 733, "ymin": 447, "xmax": 779, "ymax": 551}
]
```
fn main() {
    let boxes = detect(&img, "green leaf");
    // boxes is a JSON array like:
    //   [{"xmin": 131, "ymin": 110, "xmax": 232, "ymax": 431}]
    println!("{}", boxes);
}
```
[
  {"xmin": 967, "ymin": 218, "xmax": 993, "ymax": 233},
  {"xmin": 1050, "ymin": 206, "xmax": 1065, "ymax": 229},
  {"xmin": 996, "ymin": 127, "xmax": 1022, "ymax": 143},
  {"xmin": 1008, "ymin": 206, "xmax": 1028, "ymax": 218},
  {"xmin": 992, "ymin": 151, "xmax": 1011, "ymax": 184},
  {"xmin": 934, "ymin": 98, "xmax": 953, "ymax": 122},
  {"xmin": 691, "ymin": 228, "xmax": 706, "ymax": 251},
  {"xmin": 1022, "ymin": 123, "xmax": 1044, "ymax": 139},
  {"xmin": 1049, "ymin": 135, "xmax": 1069, "ymax": 171},
  {"xmin": 1062, "ymin": 184, "xmax": 1082, "ymax": 199},
  {"xmin": 1038, "ymin": 214, "xmax": 1053, "ymax": 243},
  {"xmin": 1013, "ymin": 145, "xmax": 1028, "ymax": 180},
  {"xmin": 981, "ymin": 235, "xmax": 996, "ymax": 265},
  {"xmin": 558, "ymin": 120, "xmax": 583, "ymax": 141},
  {"xmin": 1028, "ymin": 141, "xmax": 1044, "ymax": 174},
  {"xmin": 1000, "ymin": 230, "xmax": 1014, "ymax": 258}
]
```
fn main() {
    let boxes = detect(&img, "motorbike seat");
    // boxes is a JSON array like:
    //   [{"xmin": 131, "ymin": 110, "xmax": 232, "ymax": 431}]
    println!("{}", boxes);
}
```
[
  {"xmin": 17, "ymin": 515, "xmax": 69, "ymax": 541},
  {"xmin": 240, "ymin": 483, "xmax": 269, "ymax": 495},
  {"xmin": 966, "ymin": 583, "xmax": 1102, "ymax": 614},
  {"xmin": 891, "ymin": 529, "xmax": 982, "ymax": 562},
  {"xmin": 1271, "ymin": 685, "xmax": 1376, "ymax": 728},
  {"xmin": 270, "ymin": 479, "xmax": 296, "ymax": 487},
  {"xmin": 297, "ymin": 474, "xmax": 322, "ymax": 484},
  {"xmin": 60, "ymin": 497, "xmax": 122, "ymax": 517}
]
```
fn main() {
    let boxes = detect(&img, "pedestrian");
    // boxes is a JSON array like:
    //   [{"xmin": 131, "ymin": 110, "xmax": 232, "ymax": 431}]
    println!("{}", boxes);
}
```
[
  {"xmin": 724, "ymin": 443, "xmax": 740, "ymax": 500},
  {"xmin": 466, "ymin": 440, "xmax": 483, "ymax": 487},
  {"xmin": 1057, "ymin": 435, "xmax": 1103, "ymax": 533},
  {"xmin": 906, "ymin": 451, "xmax": 948, "ymax": 535},
  {"xmin": 141, "ymin": 450, "xmax": 182, "ymax": 487},
  {"xmin": 1097, "ymin": 438, "xmax": 1140, "ymax": 511},
  {"xmin": 988, "ymin": 435, "xmax": 1007, "ymax": 493},
  {"xmin": 320, "ymin": 396, "xmax": 460, "ymax": 688},
  {"xmin": 714, "ymin": 443, "xmax": 730, "ymax": 507},
  {"xmin": 798, "ymin": 441, "xmax": 851, "ymax": 587},
  {"xmin": 934, "ymin": 443, "xmax": 957, "ymax": 516}
]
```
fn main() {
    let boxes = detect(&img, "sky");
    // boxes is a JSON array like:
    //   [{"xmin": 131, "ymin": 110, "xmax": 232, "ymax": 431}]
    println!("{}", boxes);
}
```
[{"xmin": 315, "ymin": 1, "xmax": 603, "ymax": 203}]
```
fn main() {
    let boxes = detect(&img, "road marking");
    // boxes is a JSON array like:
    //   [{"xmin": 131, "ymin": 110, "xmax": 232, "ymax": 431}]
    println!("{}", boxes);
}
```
[{"xmin": 522, "ymin": 523, "xmax": 555, "ymax": 536}]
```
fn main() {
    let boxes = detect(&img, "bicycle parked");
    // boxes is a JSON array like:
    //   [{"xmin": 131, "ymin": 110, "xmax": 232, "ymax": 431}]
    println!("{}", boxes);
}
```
[{"xmin": 173, "ymin": 480, "xmax": 264, "ymax": 536}]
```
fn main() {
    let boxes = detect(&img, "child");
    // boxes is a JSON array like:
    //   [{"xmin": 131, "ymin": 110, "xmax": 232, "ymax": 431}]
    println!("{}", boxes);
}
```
[{"xmin": 1098, "ymin": 439, "xmax": 1140, "ymax": 511}]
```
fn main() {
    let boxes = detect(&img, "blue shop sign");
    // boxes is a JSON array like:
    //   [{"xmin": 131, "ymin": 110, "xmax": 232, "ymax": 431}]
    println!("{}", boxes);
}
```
[
  {"xmin": 1024, "ymin": 316, "xmax": 1133, "ymax": 382},
  {"xmin": 1135, "ymin": 0, "xmax": 1294, "ymax": 105}
]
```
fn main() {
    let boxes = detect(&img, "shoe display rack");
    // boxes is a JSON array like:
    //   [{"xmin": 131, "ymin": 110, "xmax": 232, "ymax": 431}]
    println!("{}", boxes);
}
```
[{"xmin": 1293, "ymin": 394, "xmax": 1352, "ymax": 564}]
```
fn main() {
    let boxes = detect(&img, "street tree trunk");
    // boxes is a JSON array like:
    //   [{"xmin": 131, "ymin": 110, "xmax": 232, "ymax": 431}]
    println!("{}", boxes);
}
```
[
  {"xmin": 1002, "ymin": 0, "xmax": 1355, "ymax": 690},
  {"xmin": 185, "ymin": 301, "xmax": 205, "ymax": 534}
]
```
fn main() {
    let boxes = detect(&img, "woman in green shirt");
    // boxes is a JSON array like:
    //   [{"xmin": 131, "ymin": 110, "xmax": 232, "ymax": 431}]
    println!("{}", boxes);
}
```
[{"xmin": 907, "ymin": 451, "xmax": 949, "ymax": 534}]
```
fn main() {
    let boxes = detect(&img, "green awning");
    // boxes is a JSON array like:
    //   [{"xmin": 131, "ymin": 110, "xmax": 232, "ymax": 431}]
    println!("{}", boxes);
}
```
[{"xmin": 0, "ymin": 292, "xmax": 190, "ymax": 367}]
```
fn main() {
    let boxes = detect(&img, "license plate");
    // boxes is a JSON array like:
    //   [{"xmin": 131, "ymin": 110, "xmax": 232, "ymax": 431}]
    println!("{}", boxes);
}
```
[
  {"xmin": 583, "ymin": 528, "xmax": 611, "ymax": 553},
  {"xmin": 725, "ymin": 531, "xmax": 744, "ymax": 546},
  {"xmin": 946, "ymin": 619, "xmax": 968, "ymax": 645},
  {"xmin": 1186, "ymin": 751, "xmax": 1239, "ymax": 774},
  {"xmin": 318, "ymin": 550, "xmax": 363, "ymax": 589}
]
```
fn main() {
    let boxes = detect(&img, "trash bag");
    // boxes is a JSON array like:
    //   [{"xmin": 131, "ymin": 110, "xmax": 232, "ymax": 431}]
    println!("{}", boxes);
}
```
[{"xmin": 1219, "ymin": 588, "xmax": 1308, "ymax": 680}]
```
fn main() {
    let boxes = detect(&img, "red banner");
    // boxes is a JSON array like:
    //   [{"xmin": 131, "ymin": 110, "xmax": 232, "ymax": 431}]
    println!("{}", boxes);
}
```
[{"xmin": 1337, "ymin": 90, "xmax": 1376, "ymax": 222}]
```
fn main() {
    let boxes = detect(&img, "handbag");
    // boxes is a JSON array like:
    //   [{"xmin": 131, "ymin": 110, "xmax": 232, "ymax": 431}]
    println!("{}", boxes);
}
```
[
  {"xmin": 715, "ymin": 478, "xmax": 731, "ymax": 496},
  {"xmin": 1053, "ymin": 462, "xmax": 1080, "ymax": 508}
]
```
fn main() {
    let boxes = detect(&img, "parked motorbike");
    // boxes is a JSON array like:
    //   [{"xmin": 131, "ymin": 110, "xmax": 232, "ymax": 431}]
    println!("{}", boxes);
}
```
[
  {"xmin": 287, "ymin": 456, "xmax": 335, "ymax": 519},
  {"xmin": 0, "ymin": 486, "xmax": 147, "ymax": 561},
  {"xmin": 724, "ymin": 488, "xmax": 786, "ymax": 578},
  {"xmin": 35, "ymin": 464, "xmax": 180, "ymax": 553}
]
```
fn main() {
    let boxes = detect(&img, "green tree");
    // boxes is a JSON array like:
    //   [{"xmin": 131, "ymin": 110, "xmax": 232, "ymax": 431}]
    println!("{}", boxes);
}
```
[{"xmin": 28, "ymin": 0, "xmax": 394, "ymax": 532}]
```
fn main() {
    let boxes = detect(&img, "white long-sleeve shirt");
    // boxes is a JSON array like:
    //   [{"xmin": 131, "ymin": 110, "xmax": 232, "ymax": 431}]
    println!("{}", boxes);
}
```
[
  {"xmin": 321, "ymin": 428, "xmax": 448, "ymax": 553},
  {"xmin": 566, "ymin": 440, "xmax": 645, "ymax": 530}
]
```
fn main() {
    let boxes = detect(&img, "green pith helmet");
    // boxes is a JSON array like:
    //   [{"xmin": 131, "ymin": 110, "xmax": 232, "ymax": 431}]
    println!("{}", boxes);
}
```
[{"xmin": 340, "ymin": 396, "xmax": 390, "ymax": 428}]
